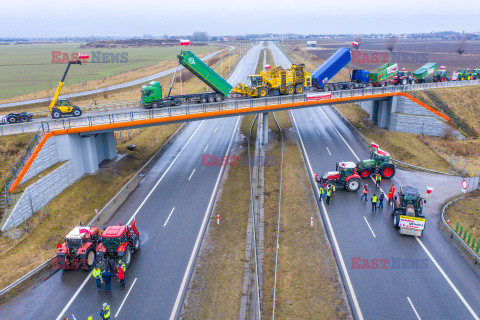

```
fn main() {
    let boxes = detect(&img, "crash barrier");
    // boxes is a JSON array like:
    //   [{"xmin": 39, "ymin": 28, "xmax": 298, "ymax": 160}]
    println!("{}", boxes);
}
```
[
  {"xmin": 0, "ymin": 123, "xmax": 186, "ymax": 301},
  {"xmin": 442, "ymin": 196, "xmax": 480, "ymax": 265}
]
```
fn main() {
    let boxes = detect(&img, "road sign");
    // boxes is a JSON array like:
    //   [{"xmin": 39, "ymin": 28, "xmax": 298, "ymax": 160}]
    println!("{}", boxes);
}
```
[{"xmin": 462, "ymin": 179, "xmax": 468, "ymax": 193}]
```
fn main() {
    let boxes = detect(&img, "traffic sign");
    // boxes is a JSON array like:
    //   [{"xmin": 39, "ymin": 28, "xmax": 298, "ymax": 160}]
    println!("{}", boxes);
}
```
[{"xmin": 462, "ymin": 179, "xmax": 468, "ymax": 193}]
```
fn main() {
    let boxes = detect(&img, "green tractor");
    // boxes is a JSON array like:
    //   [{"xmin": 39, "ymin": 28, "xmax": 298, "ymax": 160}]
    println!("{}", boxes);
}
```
[
  {"xmin": 392, "ymin": 186, "xmax": 426, "ymax": 237},
  {"xmin": 432, "ymin": 67, "xmax": 449, "ymax": 82},
  {"xmin": 473, "ymin": 69, "xmax": 480, "ymax": 80},
  {"xmin": 356, "ymin": 144, "xmax": 396, "ymax": 179},
  {"xmin": 455, "ymin": 68, "xmax": 473, "ymax": 81}
]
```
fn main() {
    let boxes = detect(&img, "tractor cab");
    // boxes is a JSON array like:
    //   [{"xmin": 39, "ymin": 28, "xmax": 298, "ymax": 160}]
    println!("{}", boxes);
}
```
[
  {"xmin": 249, "ymin": 75, "xmax": 263, "ymax": 88},
  {"xmin": 55, "ymin": 99, "xmax": 73, "ymax": 112},
  {"xmin": 371, "ymin": 148, "xmax": 390, "ymax": 166},
  {"xmin": 396, "ymin": 186, "xmax": 425, "ymax": 216},
  {"xmin": 63, "ymin": 226, "xmax": 99, "ymax": 252},
  {"xmin": 336, "ymin": 161, "xmax": 357, "ymax": 179},
  {"xmin": 141, "ymin": 81, "xmax": 163, "ymax": 107},
  {"xmin": 473, "ymin": 69, "xmax": 480, "ymax": 79}
]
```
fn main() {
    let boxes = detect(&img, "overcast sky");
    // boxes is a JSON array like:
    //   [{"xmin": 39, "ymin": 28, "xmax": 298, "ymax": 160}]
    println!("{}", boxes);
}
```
[{"xmin": 1, "ymin": 0, "xmax": 479, "ymax": 37}]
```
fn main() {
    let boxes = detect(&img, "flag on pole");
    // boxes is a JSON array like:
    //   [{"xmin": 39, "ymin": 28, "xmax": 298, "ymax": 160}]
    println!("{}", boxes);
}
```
[
  {"xmin": 180, "ymin": 39, "xmax": 190, "ymax": 46},
  {"xmin": 426, "ymin": 186, "xmax": 434, "ymax": 194},
  {"xmin": 352, "ymin": 41, "xmax": 359, "ymax": 46},
  {"xmin": 78, "ymin": 53, "xmax": 90, "ymax": 60},
  {"xmin": 370, "ymin": 142, "xmax": 379, "ymax": 149},
  {"xmin": 264, "ymin": 64, "xmax": 271, "ymax": 70}
]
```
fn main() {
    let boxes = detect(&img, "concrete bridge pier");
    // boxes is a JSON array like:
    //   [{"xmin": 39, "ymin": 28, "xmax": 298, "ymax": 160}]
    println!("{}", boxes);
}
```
[{"xmin": 262, "ymin": 112, "xmax": 268, "ymax": 145}]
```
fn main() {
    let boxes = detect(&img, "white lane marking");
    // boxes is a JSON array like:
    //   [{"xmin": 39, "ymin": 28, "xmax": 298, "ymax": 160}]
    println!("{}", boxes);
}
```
[
  {"xmin": 115, "ymin": 277, "xmax": 138, "ymax": 318},
  {"xmin": 407, "ymin": 297, "xmax": 422, "ymax": 320},
  {"xmin": 56, "ymin": 121, "xmax": 205, "ymax": 320},
  {"xmin": 316, "ymin": 129, "xmax": 321, "ymax": 136},
  {"xmin": 203, "ymin": 144, "xmax": 208, "ymax": 152},
  {"xmin": 290, "ymin": 111, "xmax": 364, "ymax": 320},
  {"xmin": 319, "ymin": 106, "xmax": 480, "ymax": 320},
  {"xmin": 188, "ymin": 168, "xmax": 196, "ymax": 181},
  {"xmin": 416, "ymin": 237, "xmax": 479, "ymax": 320},
  {"xmin": 127, "ymin": 120, "xmax": 204, "ymax": 225},
  {"xmin": 55, "ymin": 272, "xmax": 92, "ymax": 320},
  {"xmin": 326, "ymin": 147, "xmax": 331, "ymax": 156},
  {"xmin": 363, "ymin": 216, "xmax": 376, "ymax": 238},
  {"xmin": 214, "ymin": 127, "xmax": 217, "ymax": 134},
  {"xmin": 169, "ymin": 117, "xmax": 240, "ymax": 320},
  {"xmin": 163, "ymin": 207, "xmax": 176, "ymax": 227}
]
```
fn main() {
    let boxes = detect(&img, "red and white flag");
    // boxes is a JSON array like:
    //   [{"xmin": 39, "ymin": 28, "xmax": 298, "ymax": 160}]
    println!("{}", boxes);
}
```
[
  {"xmin": 370, "ymin": 142, "xmax": 379, "ymax": 149},
  {"xmin": 264, "ymin": 64, "xmax": 271, "ymax": 70},
  {"xmin": 78, "ymin": 53, "xmax": 90, "ymax": 60},
  {"xmin": 180, "ymin": 39, "xmax": 190, "ymax": 46},
  {"xmin": 352, "ymin": 41, "xmax": 359, "ymax": 46},
  {"xmin": 426, "ymin": 186, "xmax": 434, "ymax": 194}
]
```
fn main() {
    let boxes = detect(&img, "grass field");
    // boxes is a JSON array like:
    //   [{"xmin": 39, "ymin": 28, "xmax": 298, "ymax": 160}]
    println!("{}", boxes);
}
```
[
  {"xmin": 444, "ymin": 190, "xmax": 480, "ymax": 247},
  {"xmin": 0, "ymin": 43, "xmax": 217, "ymax": 100}
]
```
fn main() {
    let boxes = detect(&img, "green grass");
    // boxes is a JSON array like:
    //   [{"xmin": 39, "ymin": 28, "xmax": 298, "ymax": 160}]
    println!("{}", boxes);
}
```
[{"xmin": 0, "ymin": 44, "xmax": 216, "ymax": 100}]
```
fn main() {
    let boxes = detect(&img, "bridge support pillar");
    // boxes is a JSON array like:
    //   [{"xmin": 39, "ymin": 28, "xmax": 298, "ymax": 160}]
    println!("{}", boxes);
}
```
[
  {"xmin": 81, "ymin": 135, "xmax": 100, "ymax": 174},
  {"xmin": 262, "ymin": 112, "xmax": 268, "ymax": 145},
  {"xmin": 377, "ymin": 100, "xmax": 390, "ymax": 128}
]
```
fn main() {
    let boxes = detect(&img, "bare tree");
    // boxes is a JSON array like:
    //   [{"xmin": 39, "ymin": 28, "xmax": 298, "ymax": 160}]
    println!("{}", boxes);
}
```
[
  {"xmin": 455, "ymin": 38, "xmax": 467, "ymax": 55},
  {"xmin": 192, "ymin": 31, "xmax": 209, "ymax": 41},
  {"xmin": 385, "ymin": 36, "xmax": 398, "ymax": 52}
]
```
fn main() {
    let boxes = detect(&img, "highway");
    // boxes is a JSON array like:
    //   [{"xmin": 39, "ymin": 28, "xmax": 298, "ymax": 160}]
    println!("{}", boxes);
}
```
[
  {"xmin": 0, "ymin": 43, "xmax": 263, "ymax": 320},
  {"xmin": 271, "ymin": 43, "xmax": 480, "ymax": 319}
]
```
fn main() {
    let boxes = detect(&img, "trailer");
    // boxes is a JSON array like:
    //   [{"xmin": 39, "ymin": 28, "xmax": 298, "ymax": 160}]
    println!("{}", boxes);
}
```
[
  {"xmin": 369, "ymin": 63, "xmax": 398, "ymax": 86},
  {"xmin": 413, "ymin": 62, "xmax": 438, "ymax": 83},
  {"xmin": 311, "ymin": 47, "xmax": 351, "ymax": 89},
  {"xmin": 1, "ymin": 112, "xmax": 33, "ymax": 125}
]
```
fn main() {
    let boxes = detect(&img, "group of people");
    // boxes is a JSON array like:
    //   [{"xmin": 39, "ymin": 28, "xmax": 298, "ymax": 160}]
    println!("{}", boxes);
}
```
[
  {"xmin": 62, "ymin": 302, "xmax": 111, "ymax": 320},
  {"xmin": 360, "ymin": 174, "xmax": 396, "ymax": 213},
  {"xmin": 92, "ymin": 260, "xmax": 127, "ymax": 292},
  {"xmin": 318, "ymin": 181, "xmax": 336, "ymax": 205}
]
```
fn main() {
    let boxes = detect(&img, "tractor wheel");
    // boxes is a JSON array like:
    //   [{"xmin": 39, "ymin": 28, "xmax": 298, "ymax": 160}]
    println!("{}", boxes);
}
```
[
  {"xmin": 7, "ymin": 115, "xmax": 17, "ymax": 124},
  {"xmin": 208, "ymin": 95, "xmax": 215, "ymax": 103},
  {"xmin": 20, "ymin": 115, "xmax": 29, "ymax": 122},
  {"xmin": 286, "ymin": 85, "xmax": 295, "ymax": 95},
  {"xmin": 215, "ymin": 95, "xmax": 223, "ymax": 102},
  {"xmin": 133, "ymin": 237, "xmax": 140, "ymax": 252},
  {"xmin": 359, "ymin": 168, "xmax": 371, "ymax": 179},
  {"xmin": 123, "ymin": 245, "xmax": 132, "ymax": 268},
  {"xmin": 258, "ymin": 87, "xmax": 268, "ymax": 97},
  {"xmin": 72, "ymin": 107, "xmax": 82, "ymax": 117},
  {"xmin": 51, "ymin": 108, "xmax": 62, "ymax": 119},
  {"xmin": 295, "ymin": 84, "xmax": 304, "ymax": 94},
  {"xmin": 84, "ymin": 247, "xmax": 96, "ymax": 271},
  {"xmin": 346, "ymin": 177, "xmax": 361, "ymax": 192},
  {"xmin": 380, "ymin": 164, "xmax": 396, "ymax": 179},
  {"xmin": 401, "ymin": 78, "xmax": 407, "ymax": 85},
  {"xmin": 393, "ymin": 215, "xmax": 400, "ymax": 228},
  {"xmin": 152, "ymin": 101, "xmax": 160, "ymax": 108},
  {"xmin": 201, "ymin": 97, "xmax": 208, "ymax": 103}
]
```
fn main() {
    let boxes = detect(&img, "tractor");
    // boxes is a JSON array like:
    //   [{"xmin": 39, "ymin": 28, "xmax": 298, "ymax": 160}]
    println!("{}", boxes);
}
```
[
  {"xmin": 52, "ymin": 226, "xmax": 100, "ymax": 270},
  {"xmin": 319, "ymin": 161, "xmax": 362, "ymax": 192},
  {"xmin": 392, "ymin": 186, "xmax": 426, "ymax": 237},
  {"xmin": 432, "ymin": 67, "xmax": 450, "ymax": 82},
  {"xmin": 473, "ymin": 69, "xmax": 480, "ymax": 80},
  {"xmin": 356, "ymin": 145, "xmax": 396, "ymax": 179},
  {"xmin": 455, "ymin": 68, "xmax": 473, "ymax": 81},
  {"xmin": 391, "ymin": 68, "xmax": 415, "ymax": 85},
  {"xmin": 96, "ymin": 220, "xmax": 140, "ymax": 270}
]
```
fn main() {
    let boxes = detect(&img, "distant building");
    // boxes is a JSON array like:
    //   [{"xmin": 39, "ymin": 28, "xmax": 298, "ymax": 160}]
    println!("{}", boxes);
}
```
[{"xmin": 307, "ymin": 41, "xmax": 317, "ymax": 47}]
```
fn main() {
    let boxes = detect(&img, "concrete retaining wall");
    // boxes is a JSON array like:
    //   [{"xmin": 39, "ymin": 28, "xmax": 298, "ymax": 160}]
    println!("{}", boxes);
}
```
[{"xmin": 22, "ymin": 138, "xmax": 58, "ymax": 183}]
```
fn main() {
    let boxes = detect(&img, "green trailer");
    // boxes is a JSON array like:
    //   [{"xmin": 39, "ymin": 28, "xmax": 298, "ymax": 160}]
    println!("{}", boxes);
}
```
[
  {"xmin": 413, "ymin": 63, "xmax": 438, "ymax": 83},
  {"xmin": 369, "ymin": 63, "xmax": 398, "ymax": 86}
]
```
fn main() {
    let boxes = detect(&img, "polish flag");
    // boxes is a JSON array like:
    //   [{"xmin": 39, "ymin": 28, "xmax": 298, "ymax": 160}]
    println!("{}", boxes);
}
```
[
  {"xmin": 79, "ymin": 227, "xmax": 90, "ymax": 234},
  {"xmin": 264, "ymin": 64, "xmax": 271, "ymax": 70},
  {"xmin": 352, "ymin": 41, "xmax": 359, "ymax": 46},
  {"xmin": 426, "ymin": 186, "xmax": 434, "ymax": 194},
  {"xmin": 78, "ymin": 53, "xmax": 90, "ymax": 60},
  {"xmin": 180, "ymin": 39, "xmax": 190, "ymax": 46},
  {"xmin": 370, "ymin": 142, "xmax": 379, "ymax": 149}
]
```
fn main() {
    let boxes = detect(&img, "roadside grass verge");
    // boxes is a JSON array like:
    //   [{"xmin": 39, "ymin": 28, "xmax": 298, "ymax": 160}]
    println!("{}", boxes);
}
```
[{"xmin": 444, "ymin": 190, "xmax": 480, "ymax": 245}]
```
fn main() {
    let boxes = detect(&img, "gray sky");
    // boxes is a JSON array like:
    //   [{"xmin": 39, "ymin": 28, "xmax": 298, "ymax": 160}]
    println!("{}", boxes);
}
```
[{"xmin": 1, "ymin": 0, "xmax": 479, "ymax": 37}]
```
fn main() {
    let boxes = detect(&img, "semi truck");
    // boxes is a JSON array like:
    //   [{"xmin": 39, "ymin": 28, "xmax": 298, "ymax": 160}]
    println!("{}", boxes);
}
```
[
  {"xmin": 141, "ymin": 50, "xmax": 232, "ymax": 108},
  {"xmin": 413, "ymin": 62, "xmax": 438, "ymax": 83},
  {"xmin": 1, "ymin": 112, "xmax": 33, "ymax": 125}
]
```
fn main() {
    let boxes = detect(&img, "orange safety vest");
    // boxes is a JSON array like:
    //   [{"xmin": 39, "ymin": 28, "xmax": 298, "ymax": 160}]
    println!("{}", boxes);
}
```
[{"xmin": 363, "ymin": 186, "xmax": 369, "ymax": 194}]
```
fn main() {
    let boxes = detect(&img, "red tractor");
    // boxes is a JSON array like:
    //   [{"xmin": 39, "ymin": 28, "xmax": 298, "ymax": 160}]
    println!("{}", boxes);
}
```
[
  {"xmin": 319, "ymin": 161, "xmax": 362, "ymax": 192},
  {"xmin": 96, "ymin": 220, "xmax": 140, "ymax": 270},
  {"xmin": 391, "ymin": 68, "xmax": 415, "ymax": 85},
  {"xmin": 52, "ymin": 226, "xmax": 100, "ymax": 270}
]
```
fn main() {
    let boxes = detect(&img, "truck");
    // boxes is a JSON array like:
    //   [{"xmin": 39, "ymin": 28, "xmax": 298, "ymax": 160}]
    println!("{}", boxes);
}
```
[
  {"xmin": 432, "ymin": 66, "xmax": 449, "ymax": 82},
  {"xmin": 318, "ymin": 161, "xmax": 362, "ymax": 192},
  {"xmin": 392, "ymin": 186, "xmax": 426, "ymax": 237},
  {"xmin": 96, "ymin": 220, "xmax": 140, "ymax": 270},
  {"xmin": 369, "ymin": 63, "xmax": 398, "ymax": 86},
  {"xmin": 412, "ymin": 62, "xmax": 438, "ymax": 83},
  {"xmin": 1, "ymin": 112, "xmax": 33, "ymax": 125},
  {"xmin": 311, "ymin": 47, "xmax": 351, "ymax": 90},
  {"xmin": 141, "ymin": 50, "xmax": 232, "ymax": 108},
  {"xmin": 390, "ymin": 68, "xmax": 415, "ymax": 85},
  {"xmin": 356, "ymin": 144, "xmax": 396, "ymax": 179},
  {"xmin": 232, "ymin": 64, "xmax": 311, "ymax": 97},
  {"xmin": 52, "ymin": 226, "xmax": 100, "ymax": 270}
]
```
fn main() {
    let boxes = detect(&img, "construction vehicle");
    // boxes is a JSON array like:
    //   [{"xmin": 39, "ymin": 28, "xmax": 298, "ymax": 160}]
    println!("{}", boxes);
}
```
[
  {"xmin": 392, "ymin": 186, "xmax": 426, "ymax": 237},
  {"xmin": 49, "ymin": 54, "xmax": 89, "ymax": 119},
  {"xmin": 413, "ymin": 62, "xmax": 438, "ymax": 83},
  {"xmin": 96, "ymin": 220, "xmax": 140, "ymax": 269},
  {"xmin": 356, "ymin": 144, "xmax": 396, "ymax": 179},
  {"xmin": 232, "ymin": 64, "xmax": 311, "ymax": 97},
  {"xmin": 432, "ymin": 66, "xmax": 450, "ymax": 82},
  {"xmin": 390, "ymin": 68, "xmax": 415, "ymax": 85},
  {"xmin": 1, "ymin": 112, "xmax": 33, "ymax": 125},
  {"xmin": 369, "ymin": 63, "xmax": 398, "ymax": 86},
  {"xmin": 318, "ymin": 161, "xmax": 362, "ymax": 192},
  {"xmin": 52, "ymin": 226, "xmax": 100, "ymax": 270},
  {"xmin": 453, "ymin": 68, "xmax": 472, "ymax": 81},
  {"xmin": 141, "ymin": 50, "xmax": 232, "ymax": 108}
]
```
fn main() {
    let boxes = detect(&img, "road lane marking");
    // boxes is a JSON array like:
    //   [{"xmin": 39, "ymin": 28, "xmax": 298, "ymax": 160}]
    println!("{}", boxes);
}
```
[
  {"xmin": 214, "ymin": 127, "xmax": 217, "ymax": 134},
  {"xmin": 326, "ymin": 147, "xmax": 331, "ymax": 156},
  {"xmin": 203, "ymin": 144, "xmax": 208, "ymax": 152},
  {"xmin": 319, "ymin": 106, "xmax": 479, "ymax": 320},
  {"xmin": 407, "ymin": 297, "xmax": 422, "ymax": 320},
  {"xmin": 115, "ymin": 277, "xmax": 138, "ymax": 318},
  {"xmin": 188, "ymin": 168, "xmax": 196, "ymax": 181},
  {"xmin": 316, "ymin": 129, "xmax": 321, "ymax": 136},
  {"xmin": 416, "ymin": 237, "xmax": 479, "ymax": 320},
  {"xmin": 291, "ymin": 110, "xmax": 364, "ymax": 320},
  {"xmin": 363, "ymin": 216, "xmax": 376, "ymax": 238},
  {"xmin": 163, "ymin": 207, "xmax": 176, "ymax": 227},
  {"xmin": 169, "ymin": 117, "xmax": 240, "ymax": 320},
  {"xmin": 127, "ymin": 120, "xmax": 205, "ymax": 225},
  {"xmin": 55, "ymin": 272, "xmax": 92, "ymax": 320}
]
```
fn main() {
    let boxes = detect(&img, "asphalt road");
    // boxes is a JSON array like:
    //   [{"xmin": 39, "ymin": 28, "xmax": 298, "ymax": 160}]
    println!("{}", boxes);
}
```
[
  {"xmin": 270, "ymin": 43, "xmax": 480, "ymax": 320},
  {"xmin": 0, "ymin": 43, "xmax": 263, "ymax": 320}
]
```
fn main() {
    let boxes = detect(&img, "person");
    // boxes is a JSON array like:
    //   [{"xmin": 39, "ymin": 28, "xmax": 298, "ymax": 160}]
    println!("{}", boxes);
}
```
[
  {"xmin": 388, "ymin": 184, "xmax": 395, "ymax": 206},
  {"xmin": 102, "ymin": 269, "xmax": 113, "ymax": 292},
  {"xmin": 326, "ymin": 186, "xmax": 332, "ymax": 205},
  {"xmin": 88, "ymin": 317, "xmax": 93, "ymax": 320},
  {"xmin": 360, "ymin": 184, "xmax": 369, "ymax": 201},
  {"xmin": 375, "ymin": 173, "xmax": 382, "ymax": 188},
  {"xmin": 118, "ymin": 260, "xmax": 126, "ymax": 272},
  {"xmin": 371, "ymin": 194, "xmax": 378, "ymax": 212},
  {"xmin": 117, "ymin": 263, "xmax": 126, "ymax": 289},
  {"xmin": 318, "ymin": 185, "xmax": 325, "ymax": 202},
  {"xmin": 92, "ymin": 265, "xmax": 102, "ymax": 290},
  {"xmin": 331, "ymin": 184, "xmax": 336, "ymax": 199},
  {"xmin": 100, "ymin": 303, "xmax": 111, "ymax": 320},
  {"xmin": 378, "ymin": 193, "xmax": 385, "ymax": 210}
]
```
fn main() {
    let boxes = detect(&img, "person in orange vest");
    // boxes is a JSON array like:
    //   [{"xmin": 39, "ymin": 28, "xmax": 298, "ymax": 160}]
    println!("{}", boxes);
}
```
[
  {"xmin": 388, "ymin": 184, "xmax": 395, "ymax": 206},
  {"xmin": 360, "ymin": 184, "xmax": 369, "ymax": 201}
]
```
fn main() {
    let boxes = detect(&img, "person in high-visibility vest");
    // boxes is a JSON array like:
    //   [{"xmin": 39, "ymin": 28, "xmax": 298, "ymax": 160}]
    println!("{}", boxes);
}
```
[
  {"xmin": 318, "ymin": 186, "xmax": 325, "ymax": 202},
  {"xmin": 100, "ymin": 303, "xmax": 111, "ymax": 320},
  {"xmin": 92, "ymin": 266, "xmax": 102, "ymax": 290},
  {"xmin": 375, "ymin": 173, "xmax": 382, "ymax": 188},
  {"xmin": 331, "ymin": 184, "xmax": 336, "ymax": 199},
  {"xmin": 360, "ymin": 184, "xmax": 369, "ymax": 201},
  {"xmin": 326, "ymin": 187, "xmax": 332, "ymax": 205},
  {"xmin": 118, "ymin": 260, "xmax": 126, "ymax": 272},
  {"xmin": 371, "ymin": 194, "xmax": 378, "ymax": 212},
  {"xmin": 388, "ymin": 184, "xmax": 395, "ymax": 206}
]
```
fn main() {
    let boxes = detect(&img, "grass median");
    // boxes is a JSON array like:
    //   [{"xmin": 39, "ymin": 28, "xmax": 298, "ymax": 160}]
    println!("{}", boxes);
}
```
[{"xmin": 444, "ymin": 190, "xmax": 480, "ymax": 246}]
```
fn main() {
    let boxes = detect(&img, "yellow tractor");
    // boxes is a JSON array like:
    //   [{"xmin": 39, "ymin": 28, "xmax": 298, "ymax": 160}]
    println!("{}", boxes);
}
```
[
  {"xmin": 49, "ymin": 54, "xmax": 89, "ymax": 119},
  {"xmin": 233, "ymin": 64, "xmax": 311, "ymax": 98}
]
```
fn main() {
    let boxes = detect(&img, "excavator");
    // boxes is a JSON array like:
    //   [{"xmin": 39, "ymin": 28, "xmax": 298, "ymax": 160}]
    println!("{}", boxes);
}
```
[{"xmin": 49, "ymin": 53, "xmax": 89, "ymax": 119}]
